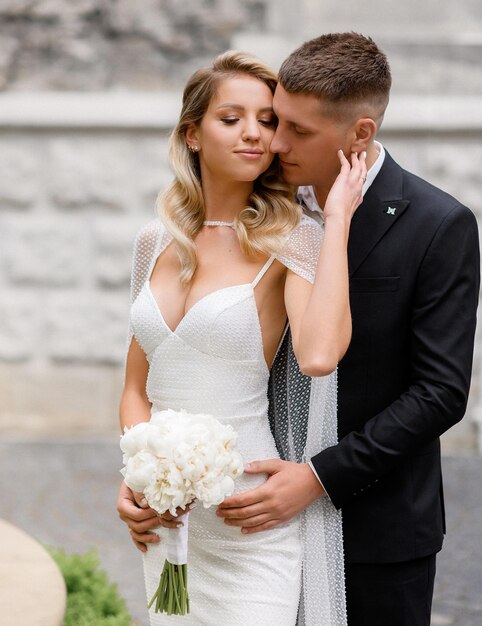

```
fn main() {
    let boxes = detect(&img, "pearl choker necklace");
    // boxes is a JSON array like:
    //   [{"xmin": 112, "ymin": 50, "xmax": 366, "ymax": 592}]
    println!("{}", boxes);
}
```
[{"xmin": 203, "ymin": 220, "xmax": 235, "ymax": 228}]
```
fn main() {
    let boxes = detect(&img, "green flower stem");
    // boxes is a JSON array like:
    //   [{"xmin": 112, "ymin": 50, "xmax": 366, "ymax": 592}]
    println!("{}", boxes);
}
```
[
  {"xmin": 168, "ymin": 565, "xmax": 173, "ymax": 614},
  {"xmin": 173, "ymin": 566, "xmax": 182, "ymax": 614},
  {"xmin": 179, "ymin": 563, "xmax": 185, "ymax": 608},
  {"xmin": 148, "ymin": 560, "xmax": 190, "ymax": 615}
]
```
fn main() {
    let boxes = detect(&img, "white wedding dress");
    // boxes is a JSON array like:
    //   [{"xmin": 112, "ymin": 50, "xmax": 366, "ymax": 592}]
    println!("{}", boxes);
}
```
[{"xmin": 127, "ymin": 215, "xmax": 347, "ymax": 626}]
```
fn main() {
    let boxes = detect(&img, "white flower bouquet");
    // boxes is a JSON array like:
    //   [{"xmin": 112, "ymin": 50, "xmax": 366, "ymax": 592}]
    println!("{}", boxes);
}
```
[{"xmin": 120, "ymin": 408, "xmax": 244, "ymax": 615}]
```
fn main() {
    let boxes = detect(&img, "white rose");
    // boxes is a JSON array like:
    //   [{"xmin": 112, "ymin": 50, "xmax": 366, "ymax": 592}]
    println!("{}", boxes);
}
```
[
  {"xmin": 120, "ymin": 422, "xmax": 151, "ymax": 458},
  {"xmin": 120, "ymin": 409, "xmax": 244, "ymax": 516},
  {"xmin": 121, "ymin": 450, "xmax": 158, "ymax": 493},
  {"xmin": 196, "ymin": 475, "xmax": 235, "ymax": 507}
]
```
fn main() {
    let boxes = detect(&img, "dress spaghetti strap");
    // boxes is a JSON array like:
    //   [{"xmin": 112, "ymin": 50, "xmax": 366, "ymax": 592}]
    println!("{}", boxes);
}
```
[{"xmin": 251, "ymin": 255, "xmax": 276, "ymax": 288}]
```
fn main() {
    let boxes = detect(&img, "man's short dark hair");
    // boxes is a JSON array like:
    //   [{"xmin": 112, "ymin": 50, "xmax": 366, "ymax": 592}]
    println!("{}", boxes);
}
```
[{"xmin": 278, "ymin": 32, "xmax": 392, "ymax": 124}]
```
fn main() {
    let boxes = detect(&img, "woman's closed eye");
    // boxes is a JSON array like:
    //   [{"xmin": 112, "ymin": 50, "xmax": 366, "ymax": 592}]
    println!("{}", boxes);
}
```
[
  {"xmin": 220, "ymin": 117, "xmax": 276, "ymax": 127},
  {"xmin": 259, "ymin": 117, "xmax": 277, "ymax": 127}
]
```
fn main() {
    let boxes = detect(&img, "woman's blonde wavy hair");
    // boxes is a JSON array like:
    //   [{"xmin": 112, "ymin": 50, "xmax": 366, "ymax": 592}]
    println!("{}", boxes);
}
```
[{"xmin": 157, "ymin": 50, "xmax": 302, "ymax": 284}]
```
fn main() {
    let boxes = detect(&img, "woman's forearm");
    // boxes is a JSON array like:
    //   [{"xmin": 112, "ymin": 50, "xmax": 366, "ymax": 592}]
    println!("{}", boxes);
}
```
[
  {"xmin": 297, "ymin": 215, "xmax": 352, "ymax": 376},
  {"xmin": 119, "ymin": 388, "xmax": 152, "ymax": 431}
]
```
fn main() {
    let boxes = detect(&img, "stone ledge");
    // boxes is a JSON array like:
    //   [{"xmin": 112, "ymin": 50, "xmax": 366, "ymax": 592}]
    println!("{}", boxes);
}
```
[
  {"xmin": 0, "ymin": 519, "xmax": 66, "ymax": 626},
  {"xmin": 0, "ymin": 92, "xmax": 182, "ymax": 130},
  {"xmin": 1, "ymin": 92, "xmax": 482, "ymax": 132},
  {"xmin": 383, "ymin": 97, "xmax": 482, "ymax": 132}
]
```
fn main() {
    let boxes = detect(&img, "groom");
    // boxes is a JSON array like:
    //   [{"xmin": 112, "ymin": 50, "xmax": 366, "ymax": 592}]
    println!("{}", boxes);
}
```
[{"xmin": 216, "ymin": 33, "xmax": 480, "ymax": 625}]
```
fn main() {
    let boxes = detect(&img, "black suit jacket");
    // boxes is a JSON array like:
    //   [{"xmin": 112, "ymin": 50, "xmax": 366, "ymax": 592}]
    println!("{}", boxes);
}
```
[{"xmin": 307, "ymin": 151, "xmax": 480, "ymax": 564}]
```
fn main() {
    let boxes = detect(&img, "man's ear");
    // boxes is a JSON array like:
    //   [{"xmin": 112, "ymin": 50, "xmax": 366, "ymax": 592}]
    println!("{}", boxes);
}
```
[{"xmin": 350, "ymin": 118, "xmax": 377, "ymax": 153}]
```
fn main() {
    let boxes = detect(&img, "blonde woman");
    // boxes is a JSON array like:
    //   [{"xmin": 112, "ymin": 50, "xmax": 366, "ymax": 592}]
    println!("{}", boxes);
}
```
[{"xmin": 118, "ymin": 51, "xmax": 366, "ymax": 625}]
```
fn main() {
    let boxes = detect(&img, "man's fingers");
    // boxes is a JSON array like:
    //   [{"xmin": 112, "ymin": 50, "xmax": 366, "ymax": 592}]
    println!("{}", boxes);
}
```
[
  {"xmin": 243, "ymin": 458, "xmax": 282, "ymax": 475},
  {"xmin": 224, "ymin": 513, "xmax": 275, "ymax": 528},
  {"xmin": 217, "ymin": 502, "xmax": 266, "ymax": 520},
  {"xmin": 217, "ymin": 488, "xmax": 264, "ymax": 510},
  {"xmin": 241, "ymin": 519, "xmax": 280, "ymax": 534}
]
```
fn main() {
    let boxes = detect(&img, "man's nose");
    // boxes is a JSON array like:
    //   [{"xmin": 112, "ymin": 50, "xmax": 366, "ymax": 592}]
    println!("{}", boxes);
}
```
[{"xmin": 270, "ymin": 128, "xmax": 288, "ymax": 154}]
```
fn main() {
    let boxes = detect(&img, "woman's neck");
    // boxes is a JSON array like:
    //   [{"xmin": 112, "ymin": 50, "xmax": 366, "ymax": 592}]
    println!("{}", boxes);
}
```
[{"xmin": 201, "ymin": 175, "xmax": 254, "ymax": 222}]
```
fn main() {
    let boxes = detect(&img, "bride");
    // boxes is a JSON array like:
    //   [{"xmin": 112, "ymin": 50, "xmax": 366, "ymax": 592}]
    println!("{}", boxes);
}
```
[{"xmin": 118, "ymin": 51, "xmax": 366, "ymax": 625}]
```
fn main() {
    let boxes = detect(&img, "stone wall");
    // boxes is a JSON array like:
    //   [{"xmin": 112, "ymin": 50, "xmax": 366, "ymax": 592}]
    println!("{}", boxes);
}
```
[
  {"xmin": 0, "ymin": 0, "xmax": 267, "ymax": 91},
  {"xmin": 2, "ymin": 0, "xmax": 482, "ymax": 94},
  {"xmin": 0, "ymin": 123, "xmax": 169, "ymax": 434},
  {"xmin": 1, "ymin": 1, "xmax": 482, "ymax": 451},
  {"xmin": 1, "ymin": 96, "xmax": 481, "ymax": 452}
]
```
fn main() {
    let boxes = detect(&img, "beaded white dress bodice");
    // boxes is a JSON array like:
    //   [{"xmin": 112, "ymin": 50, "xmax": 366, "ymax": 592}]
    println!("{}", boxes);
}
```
[
  {"xmin": 126, "ymin": 215, "xmax": 347, "ymax": 626},
  {"xmin": 131, "ymin": 260, "xmax": 281, "ymax": 482}
]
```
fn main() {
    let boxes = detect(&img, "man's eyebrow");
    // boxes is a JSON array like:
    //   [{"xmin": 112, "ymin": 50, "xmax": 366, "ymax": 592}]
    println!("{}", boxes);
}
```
[
  {"xmin": 273, "ymin": 108, "xmax": 305, "ymax": 127},
  {"xmin": 285, "ymin": 119, "xmax": 310, "ymax": 130}
]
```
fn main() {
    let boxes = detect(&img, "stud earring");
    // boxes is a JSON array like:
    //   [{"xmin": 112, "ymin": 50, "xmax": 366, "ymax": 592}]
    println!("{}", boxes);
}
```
[{"xmin": 188, "ymin": 144, "xmax": 199, "ymax": 153}]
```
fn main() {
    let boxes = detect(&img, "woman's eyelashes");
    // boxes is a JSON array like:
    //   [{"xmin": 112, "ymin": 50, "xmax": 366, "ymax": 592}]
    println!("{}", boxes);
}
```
[{"xmin": 220, "ymin": 117, "xmax": 276, "ymax": 127}]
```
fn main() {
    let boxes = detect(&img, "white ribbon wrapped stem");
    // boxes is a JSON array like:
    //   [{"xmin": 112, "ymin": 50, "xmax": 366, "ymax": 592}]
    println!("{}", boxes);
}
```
[{"xmin": 165, "ymin": 513, "xmax": 189, "ymax": 565}]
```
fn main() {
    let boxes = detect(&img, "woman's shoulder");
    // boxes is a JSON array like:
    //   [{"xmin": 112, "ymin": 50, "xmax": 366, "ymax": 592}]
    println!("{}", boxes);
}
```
[
  {"xmin": 133, "ymin": 216, "xmax": 172, "ymax": 256},
  {"xmin": 134, "ymin": 217, "xmax": 163, "ymax": 248},
  {"xmin": 276, "ymin": 213, "xmax": 324, "ymax": 284},
  {"xmin": 280, "ymin": 213, "xmax": 324, "ymax": 255},
  {"xmin": 290, "ymin": 213, "xmax": 324, "ymax": 239}
]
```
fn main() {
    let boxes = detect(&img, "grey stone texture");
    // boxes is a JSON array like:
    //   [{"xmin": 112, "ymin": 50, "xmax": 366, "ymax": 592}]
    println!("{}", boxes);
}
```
[
  {"xmin": 2, "ymin": 0, "xmax": 482, "ymax": 93},
  {"xmin": 0, "ymin": 2, "xmax": 481, "ymax": 449},
  {"xmin": 1, "ymin": 122, "xmax": 481, "ymax": 448},
  {"xmin": 0, "ymin": 0, "xmax": 266, "ymax": 91}
]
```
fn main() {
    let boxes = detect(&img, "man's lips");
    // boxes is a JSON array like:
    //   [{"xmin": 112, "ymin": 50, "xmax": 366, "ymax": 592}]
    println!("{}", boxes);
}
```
[{"xmin": 279, "ymin": 159, "xmax": 297, "ymax": 167}]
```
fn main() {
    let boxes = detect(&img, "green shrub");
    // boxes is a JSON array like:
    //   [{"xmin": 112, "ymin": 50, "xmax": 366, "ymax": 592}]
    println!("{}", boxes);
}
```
[{"xmin": 47, "ymin": 547, "xmax": 132, "ymax": 626}]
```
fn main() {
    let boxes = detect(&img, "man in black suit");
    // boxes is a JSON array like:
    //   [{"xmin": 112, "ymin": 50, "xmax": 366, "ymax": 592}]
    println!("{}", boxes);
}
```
[{"xmin": 217, "ymin": 33, "xmax": 480, "ymax": 625}]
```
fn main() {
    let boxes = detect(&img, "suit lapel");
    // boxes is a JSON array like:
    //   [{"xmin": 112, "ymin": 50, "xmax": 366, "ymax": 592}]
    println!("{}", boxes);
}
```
[{"xmin": 348, "ymin": 151, "xmax": 410, "ymax": 276}]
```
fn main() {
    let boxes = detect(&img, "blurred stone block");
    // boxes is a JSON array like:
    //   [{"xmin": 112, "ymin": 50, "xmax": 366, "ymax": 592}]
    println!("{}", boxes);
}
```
[
  {"xmin": 0, "ymin": 142, "xmax": 40, "ymax": 209},
  {"xmin": 48, "ymin": 139, "xmax": 133, "ymax": 211},
  {"xmin": 0, "ymin": 362, "xmax": 124, "ymax": 434},
  {"xmin": 92, "ymin": 216, "xmax": 140, "ymax": 288},
  {"xmin": 45, "ymin": 291, "xmax": 129, "ymax": 364},
  {"xmin": 0, "ymin": 289, "xmax": 43, "ymax": 362},
  {"xmin": 1, "ymin": 216, "xmax": 87, "ymax": 286}
]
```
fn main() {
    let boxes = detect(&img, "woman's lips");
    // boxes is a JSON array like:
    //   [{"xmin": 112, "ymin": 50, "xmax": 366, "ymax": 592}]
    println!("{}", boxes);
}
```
[{"xmin": 236, "ymin": 149, "xmax": 264, "ymax": 160}]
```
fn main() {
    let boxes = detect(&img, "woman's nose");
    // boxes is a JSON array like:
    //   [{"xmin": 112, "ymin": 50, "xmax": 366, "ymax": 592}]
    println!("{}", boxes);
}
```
[{"xmin": 242, "ymin": 117, "xmax": 261, "ymax": 141}]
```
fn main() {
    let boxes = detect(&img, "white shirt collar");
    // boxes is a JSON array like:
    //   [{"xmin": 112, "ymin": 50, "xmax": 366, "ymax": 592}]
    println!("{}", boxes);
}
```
[{"xmin": 297, "ymin": 141, "xmax": 386, "ymax": 217}]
